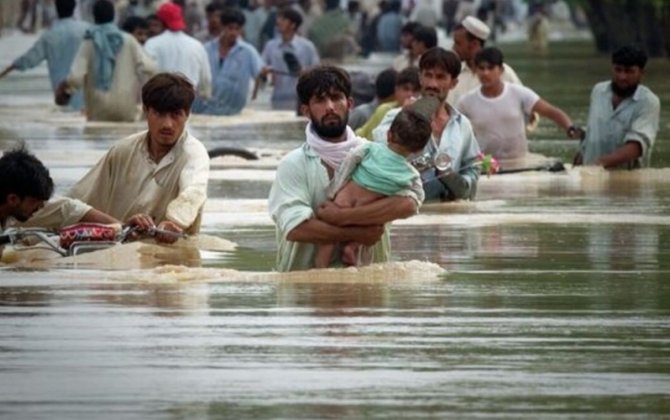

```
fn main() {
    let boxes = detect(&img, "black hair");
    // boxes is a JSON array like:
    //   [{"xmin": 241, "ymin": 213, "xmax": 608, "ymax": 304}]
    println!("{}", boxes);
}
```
[
  {"xmin": 55, "ymin": 0, "xmax": 76, "ymax": 19},
  {"xmin": 413, "ymin": 26, "xmax": 438, "ymax": 49},
  {"xmin": 297, "ymin": 66, "xmax": 352, "ymax": 105},
  {"xmin": 474, "ymin": 46, "xmax": 504, "ymax": 67},
  {"xmin": 92, "ymin": 0, "xmax": 115, "ymax": 24},
  {"xmin": 419, "ymin": 47, "xmax": 461, "ymax": 79},
  {"xmin": 121, "ymin": 16, "xmax": 148, "ymax": 33},
  {"xmin": 0, "ymin": 147, "xmax": 54, "ymax": 202},
  {"xmin": 389, "ymin": 109, "xmax": 432, "ymax": 153},
  {"xmin": 325, "ymin": 0, "xmax": 340, "ymax": 10},
  {"xmin": 205, "ymin": 1, "xmax": 223, "ymax": 14},
  {"xmin": 142, "ymin": 72, "xmax": 195, "ymax": 113},
  {"xmin": 401, "ymin": 21, "xmax": 421, "ymax": 35},
  {"xmin": 396, "ymin": 66, "xmax": 420, "ymax": 90},
  {"xmin": 612, "ymin": 44, "xmax": 648, "ymax": 69},
  {"xmin": 278, "ymin": 7, "xmax": 303, "ymax": 29},
  {"xmin": 375, "ymin": 68, "xmax": 398, "ymax": 100},
  {"xmin": 219, "ymin": 7, "xmax": 245, "ymax": 26}
]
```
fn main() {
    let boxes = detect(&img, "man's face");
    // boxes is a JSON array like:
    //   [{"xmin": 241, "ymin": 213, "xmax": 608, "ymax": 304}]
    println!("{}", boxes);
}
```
[
  {"xmin": 146, "ymin": 107, "xmax": 188, "ymax": 149},
  {"xmin": 475, "ymin": 61, "xmax": 503, "ymax": 87},
  {"xmin": 420, "ymin": 66, "xmax": 457, "ymax": 102},
  {"xmin": 276, "ymin": 16, "xmax": 294, "ymax": 35},
  {"xmin": 221, "ymin": 22, "xmax": 242, "ymax": 45},
  {"xmin": 6, "ymin": 194, "xmax": 45, "ymax": 223},
  {"xmin": 611, "ymin": 64, "xmax": 644, "ymax": 97},
  {"xmin": 147, "ymin": 18, "xmax": 164, "ymax": 37},
  {"xmin": 207, "ymin": 11, "xmax": 223, "ymax": 33},
  {"xmin": 452, "ymin": 28, "xmax": 476, "ymax": 62},
  {"xmin": 132, "ymin": 27, "xmax": 148, "ymax": 45},
  {"xmin": 411, "ymin": 39, "xmax": 426, "ymax": 57},
  {"xmin": 400, "ymin": 32, "xmax": 414, "ymax": 50},
  {"xmin": 300, "ymin": 89, "xmax": 353, "ymax": 140}
]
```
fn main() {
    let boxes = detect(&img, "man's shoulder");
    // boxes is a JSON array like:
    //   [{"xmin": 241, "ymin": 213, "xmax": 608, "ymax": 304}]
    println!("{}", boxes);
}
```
[
  {"xmin": 637, "ymin": 84, "xmax": 661, "ymax": 106},
  {"xmin": 279, "ymin": 145, "xmax": 310, "ymax": 166},
  {"xmin": 183, "ymin": 132, "xmax": 209, "ymax": 157}
]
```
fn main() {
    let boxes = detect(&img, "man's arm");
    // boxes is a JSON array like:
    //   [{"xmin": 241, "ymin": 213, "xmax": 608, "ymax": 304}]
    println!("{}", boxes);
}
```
[
  {"xmin": 197, "ymin": 45, "xmax": 213, "ymax": 99},
  {"xmin": 593, "ymin": 141, "xmax": 643, "ymax": 169},
  {"xmin": 317, "ymin": 195, "xmax": 416, "ymax": 227},
  {"xmin": 79, "ymin": 208, "xmax": 121, "ymax": 224},
  {"xmin": 532, "ymin": 98, "xmax": 573, "ymax": 132},
  {"xmin": 287, "ymin": 218, "xmax": 384, "ymax": 246}
]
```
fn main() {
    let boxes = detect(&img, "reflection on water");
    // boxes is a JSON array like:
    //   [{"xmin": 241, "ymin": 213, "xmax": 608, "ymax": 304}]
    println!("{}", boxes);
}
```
[{"xmin": 1, "ymin": 41, "xmax": 670, "ymax": 417}]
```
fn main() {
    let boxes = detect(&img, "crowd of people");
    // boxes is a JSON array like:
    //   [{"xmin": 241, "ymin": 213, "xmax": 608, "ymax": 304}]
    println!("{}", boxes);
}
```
[{"xmin": 0, "ymin": 0, "xmax": 662, "ymax": 273}]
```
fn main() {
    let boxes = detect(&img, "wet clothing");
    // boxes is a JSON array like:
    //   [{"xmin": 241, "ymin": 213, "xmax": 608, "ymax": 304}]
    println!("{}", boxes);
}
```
[
  {"xmin": 192, "ymin": 38, "xmax": 262, "ymax": 116},
  {"xmin": 373, "ymin": 103, "xmax": 481, "ymax": 201},
  {"xmin": 261, "ymin": 35, "xmax": 320, "ymax": 110},
  {"xmin": 84, "ymin": 23, "xmax": 124, "ymax": 91},
  {"xmin": 2, "ymin": 196, "xmax": 92, "ymax": 231},
  {"xmin": 458, "ymin": 82, "xmax": 540, "ymax": 159},
  {"xmin": 329, "ymin": 142, "xmax": 423, "ymax": 202},
  {"xmin": 144, "ymin": 30, "xmax": 212, "ymax": 98},
  {"xmin": 67, "ymin": 31, "xmax": 157, "ymax": 121},
  {"xmin": 581, "ymin": 81, "xmax": 660, "ymax": 169},
  {"xmin": 269, "ymin": 141, "xmax": 392, "ymax": 273},
  {"xmin": 448, "ymin": 62, "xmax": 521, "ymax": 107},
  {"xmin": 12, "ymin": 17, "xmax": 89, "ymax": 111},
  {"xmin": 67, "ymin": 130, "xmax": 209, "ymax": 233}
]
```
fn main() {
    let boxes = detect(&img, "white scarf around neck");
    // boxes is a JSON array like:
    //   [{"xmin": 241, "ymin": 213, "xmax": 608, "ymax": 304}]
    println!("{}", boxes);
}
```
[{"xmin": 305, "ymin": 122, "xmax": 362, "ymax": 169}]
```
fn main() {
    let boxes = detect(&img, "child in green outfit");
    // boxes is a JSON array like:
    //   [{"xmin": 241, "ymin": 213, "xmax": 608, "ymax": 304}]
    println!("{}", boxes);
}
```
[{"xmin": 315, "ymin": 98, "xmax": 437, "ymax": 268}]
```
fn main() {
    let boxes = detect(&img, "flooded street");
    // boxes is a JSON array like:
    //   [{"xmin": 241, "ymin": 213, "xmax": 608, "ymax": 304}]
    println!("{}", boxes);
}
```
[{"xmin": 1, "ymin": 34, "xmax": 670, "ymax": 417}]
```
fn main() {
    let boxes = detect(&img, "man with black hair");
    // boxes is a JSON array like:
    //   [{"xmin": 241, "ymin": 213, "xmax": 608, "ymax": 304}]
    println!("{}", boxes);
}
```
[
  {"xmin": 67, "ymin": 73, "xmax": 210, "ymax": 242},
  {"xmin": 195, "ymin": 2, "xmax": 224, "ymax": 42},
  {"xmin": 448, "ymin": 16, "xmax": 520, "ymax": 106},
  {"xmin": 0, "ymin": 148, "xmax": 54, "ymax": 232},
  {"xmin": 373, "ymin": 47, "xmax": 481, "ymax": 202},
  {"xmin": 192, "ymin": 7, "xmax": 262, "ymax": 115},
  {"xmin": 348, "ymin": 68, "xmax": 397, "ymax": 130},
  {"xmin": 121, "ymin": 15, "xmax": 149, "ymax": 45},
  {"xmin": 411, "ymin": 26, "xmax": 437, "ymax": 63},
  {"xmin": 392, "ymin": 21, "xmax": 421, "ymax": 71},
  {"xmin": 268, "ymin": 65, "xmax": 419, "ymax": 271},
  {"xmin": 55, "ymin": 0, "xmax": 157, "ymax": 121},
  {"xmin": 0, "ymin": 0, "xmax": 89, "ymax": 111},
  {"xmin": 575, "ymin": 45, "xmax": 660, "ymax": 169},
  {"xmin": 260, "ymin": 7, "xmax": 320, "ymax": 111}
]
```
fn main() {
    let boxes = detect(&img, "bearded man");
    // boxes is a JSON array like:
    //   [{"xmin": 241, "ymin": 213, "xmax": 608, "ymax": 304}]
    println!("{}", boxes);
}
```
[
  {"xmin": 268, "ymin": 66, "xmax": 419, "ymax": 272},
  {"xmin": 575, "ymin": 44, "xmax": 660, "ymax": 169}
]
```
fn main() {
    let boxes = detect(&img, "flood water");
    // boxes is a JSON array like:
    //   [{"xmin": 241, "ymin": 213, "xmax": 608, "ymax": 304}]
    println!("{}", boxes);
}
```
[{"xmin": 1, "ymin": 37, "xmax": 670, "ymax": 418}]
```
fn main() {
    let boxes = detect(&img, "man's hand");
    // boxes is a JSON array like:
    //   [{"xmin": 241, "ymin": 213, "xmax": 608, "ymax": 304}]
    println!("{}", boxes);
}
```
[
  {"xmin": 54, "ymin": 81, "xmax": 72, "ymax": 106},
  {"xmin": 155, "ymin": 220, "xmax": 183, "ymax": 244},
  {"xmin": 350, "ymin": 225, "xmax": 385, "ymax": 246},
  {"xmin": 317, "ymin": 201, "xmax": 345, "ymax": 226},
  {"xmin": 126, "ymin": 213, "xmax": 155, "ymax": 231}
]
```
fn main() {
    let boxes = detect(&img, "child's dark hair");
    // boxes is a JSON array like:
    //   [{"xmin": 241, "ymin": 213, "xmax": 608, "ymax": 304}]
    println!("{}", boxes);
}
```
[
  {"xmin": 474, "ymin": 46, "xmax": 504, "ymax": 67},
  {"xmin": 396, "ymin": 66, "xmax": 420, "ymax": 91},
  {"xmin": 612, "ymin": 44, "xmax": 648, "ymax": 69},
  {"xmin": 389, "ymin": 109, "xmax": 432, "ymax": 153},
  {"xmin": 296, "ymin": 66, "xmax": 351, "ymax": 105},
  {"xmin": 0, "ymin": 147, "xmax": 54, "ymax": 202},
  {"xmin": 142, "ymin": 72, "xmax": 195, "ymax": 113}
]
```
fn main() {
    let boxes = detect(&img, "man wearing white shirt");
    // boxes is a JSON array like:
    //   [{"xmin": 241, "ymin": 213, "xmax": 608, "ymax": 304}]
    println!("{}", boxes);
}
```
[{"xmin": 144, "ymin": 2, "xmax": 212, "ymax": 99}]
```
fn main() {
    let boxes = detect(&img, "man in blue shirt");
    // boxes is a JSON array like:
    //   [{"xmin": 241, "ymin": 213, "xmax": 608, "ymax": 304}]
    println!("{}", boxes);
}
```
[
  {"xmin": 574, "ymin": 45, "xmax": 661, "ymax": 169},
  {"xmin": 0, "ymin": 0, "xmax": 89, "ymax": 111},
  {"xmin": 260, "ymin": 7, "xmax": 320, "ymax": 111},
  {"xmin": 192, "ymin": 7, "xmax": 262, "ymax": 116}
]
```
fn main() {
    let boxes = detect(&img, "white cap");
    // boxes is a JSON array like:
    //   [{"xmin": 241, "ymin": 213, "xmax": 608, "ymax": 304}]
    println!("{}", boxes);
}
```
[{"xmin": 462, "ymin": 16, "xmax": 491, "ymax": 41}]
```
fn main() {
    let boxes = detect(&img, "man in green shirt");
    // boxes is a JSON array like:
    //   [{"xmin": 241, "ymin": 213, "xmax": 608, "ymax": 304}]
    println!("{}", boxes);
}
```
[{"xmin": 268, "ymin": 66, "xmax": 420, "ymax": 272}]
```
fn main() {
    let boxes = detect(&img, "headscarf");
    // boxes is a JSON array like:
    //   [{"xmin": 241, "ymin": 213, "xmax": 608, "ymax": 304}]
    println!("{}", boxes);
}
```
[
  {"xmin": 305, "ymin": 122, "xmax": 363, "ymax": 170},
  {"xmin": 84, "ymin": 23, "xmax": 124, "ymax": 91}
]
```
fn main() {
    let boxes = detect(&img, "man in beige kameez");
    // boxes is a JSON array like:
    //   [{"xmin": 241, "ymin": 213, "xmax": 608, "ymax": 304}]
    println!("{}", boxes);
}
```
[
  {"xmin": 67, "ymin": 72, "xmax": 210, "ymax": 243},
  {"xmin": 56, "ymin": 0, "xmax": 157, "ymax": 122}
]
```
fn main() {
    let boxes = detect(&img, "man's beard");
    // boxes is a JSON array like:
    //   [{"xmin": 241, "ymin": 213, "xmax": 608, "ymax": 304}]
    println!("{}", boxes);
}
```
[
  {"xmin": 611, "ymin": 81, "xmax": 638, "ymax": 99},
  {"xmin": 311, "ymin": 114, "xmax": 349, "ymax": 139}
]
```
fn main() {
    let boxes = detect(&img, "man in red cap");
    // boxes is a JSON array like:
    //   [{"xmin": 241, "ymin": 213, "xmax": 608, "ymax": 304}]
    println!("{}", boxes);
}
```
[{"xmin": 144, "ymin": 2, "xmax": 211, "ymax": 99}]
